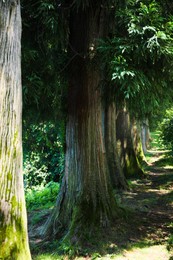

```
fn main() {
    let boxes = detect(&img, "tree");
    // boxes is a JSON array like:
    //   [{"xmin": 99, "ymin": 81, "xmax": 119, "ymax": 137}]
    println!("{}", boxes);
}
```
[
  {"xmin": 140, "ymin": 118, "xmax": 151, "ymax": 153},
  {"xmin": 42, "ymin": 2, "xmax": 119, "ymax": 242},
  {"xmin": 105, "ymin": 100, "xmax": 128, "ymax": 189},
  {"xmin": 99, "ymin": 0, "xmax": 173, "ymax": 175},
  {"xmin": 22, "ymin": 0, "xmax": 128, "ymax": 192},
  {"xmin": 116, "ymin": 107, "xmax": 144, "ymax": 177},
  {"xmin": 0, "ymin": 1, "xmax": 31, "ymax": 259}
]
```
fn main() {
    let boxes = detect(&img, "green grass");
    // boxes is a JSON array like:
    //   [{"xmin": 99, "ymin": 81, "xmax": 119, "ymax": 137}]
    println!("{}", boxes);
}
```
[{"xmin": 33, "ymin": 253, "xmax": 63, "ymax": 260}]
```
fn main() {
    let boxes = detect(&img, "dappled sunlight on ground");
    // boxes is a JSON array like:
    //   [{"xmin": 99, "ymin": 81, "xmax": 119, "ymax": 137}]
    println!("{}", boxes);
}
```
[
  {"xmin": 146, "ymin": 150, "xmax": 169, "ymax": 165},
  {"xmin": 101, "ymin": 245, "xmax": 171, "ymax": 260},
  {"xmin": 30, "ymin": 145, "xmax": 173, "ymax": 260},
  {"xmin": 164, "ymin": 166, "xmax": 173, "ymax": 170}
]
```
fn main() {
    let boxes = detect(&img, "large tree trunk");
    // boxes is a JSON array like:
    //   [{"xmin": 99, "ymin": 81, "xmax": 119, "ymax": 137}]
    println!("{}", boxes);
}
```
[
  {"xmin": 116, "ymin": 106, "xmax": 144, "ymax": 178},
  {"xmin": 0, "ymin": 2, "xmax": 31, "ymax": 259},
  {"xmin": 42, "ymin": 5, "xmax": 118, "ymax": 241},
  {"xmin": 105, "ymin": 102, "xmax": 128, "ymax": 189}
]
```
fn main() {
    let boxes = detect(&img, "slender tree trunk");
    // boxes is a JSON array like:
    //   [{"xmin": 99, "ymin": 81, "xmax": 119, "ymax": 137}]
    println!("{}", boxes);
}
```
[
  {"xmin": 141, "ymin": 118, "xmax": 151, "ymax": 153},
  {"xmin": 105, "ymin": 102, "xmax": 128, "ymax": 189},
  {"xmin": 42, "ymin": 5, "xmax": 118, "ymax": 241},
  {"xmin": 116, "ymin": 106, "xmax": 144, "ymax": 177},
  {"xmin": 0, "ymin": 2, "xmax": 31, "ymax": 259},
  {"xmin": 131, "ymin": 118, "xmax": 147, "ymax": 166}
]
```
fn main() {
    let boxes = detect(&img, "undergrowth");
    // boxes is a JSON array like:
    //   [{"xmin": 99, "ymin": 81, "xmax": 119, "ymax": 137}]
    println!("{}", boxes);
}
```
[
  {"xmin": 28, "ymin": 130, "xmax": 173, "ymax": 259},
  {"xmin": 26, "ymin": 181, "xmax": 59, "ymax": 211}
]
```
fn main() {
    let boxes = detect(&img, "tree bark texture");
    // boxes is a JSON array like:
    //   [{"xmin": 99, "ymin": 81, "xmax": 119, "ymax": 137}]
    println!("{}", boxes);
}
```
[
  {"xmin": 42, "ymin": 5, "xmax": 118, "ymax": 239},
  {"xmin": 0, "ymin": 2, "xmax": 31, "ymax": 259},
  {"xmin": 105, "ymin": 102, "xmax": 128, "ymax": 189},
  {"xmin": 131, "ymin": 118, "xmax": 147, "ymax": 166},
  {"xmin": 116, "ymin": 107, "xmax": 144, "ymax": 177},
  {"xmin": 141, "ymin": 118, "xmax": 150, "ymax": 154}
]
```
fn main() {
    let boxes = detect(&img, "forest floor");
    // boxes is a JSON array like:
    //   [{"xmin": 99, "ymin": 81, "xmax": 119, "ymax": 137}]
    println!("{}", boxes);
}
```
[
  {"xmin": 29, "ymin": 141, "xmax": 173, "ymax": 259},
  {"xmin": 107, "ymin": 149, "xmax": 173, "ymax": 260}
]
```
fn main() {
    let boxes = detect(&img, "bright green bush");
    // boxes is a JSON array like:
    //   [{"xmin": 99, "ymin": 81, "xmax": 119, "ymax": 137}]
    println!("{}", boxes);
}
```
[
  {"xmin": 23, "ymin": 121, "xmax": 65, "ymax": 189},
  {"xmin": 26, "ymin": 181, "xmax": 60, "ymax": 211},
  {"xmin": 161, "ymin": 118, "xmax": 173, "ymax": 150},
  {"xmin": 160, "ymin": 109, "xmax": 173, "ymax": 151}
]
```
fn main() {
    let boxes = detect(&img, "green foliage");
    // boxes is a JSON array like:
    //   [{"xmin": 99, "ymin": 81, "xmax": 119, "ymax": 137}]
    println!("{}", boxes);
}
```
[
  {"xmin": 167, "ymin": 238, "xmax": 173, "ymax": 253},
  {"xmin": 98, "ymin": 0, "xmax": 173, "ymax": 118},
  {"xmin": 161, "ymin": 119, "xmax": 173, "ymax": 150},
  {"xmin": 148, "ymin": 131, "xmax": 164, "ymax": 150},
  {"xmin": 160, "ymin": 108, "xmax": 173, "ymax": 151},
  {"xmin": 23, "ymin": 121, "xmax": 65, "ymax": 189},
  {"xmin": 26, "ymin": 181, "xmax": 59, "ymax": 211},
  {"xmin": 21, "ymin": 0, "xmax": 68, "ymax": 120}
]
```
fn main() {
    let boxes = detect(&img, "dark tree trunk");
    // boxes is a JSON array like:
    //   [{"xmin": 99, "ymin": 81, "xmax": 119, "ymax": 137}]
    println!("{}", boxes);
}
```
[
  {"xmin": 116, "ymin": 107, "xmax": 144, "ymax": 177},
  {"xmin": 105, "ymin": 102, "xmax": 128, "ymax": 189},
  {"xmin": 0, "ymin": 1, "xmax": 31, "ymax": 259},
  {"xmin": 42, "ymin": 4, "xmax": 118, "ymax": 240}
]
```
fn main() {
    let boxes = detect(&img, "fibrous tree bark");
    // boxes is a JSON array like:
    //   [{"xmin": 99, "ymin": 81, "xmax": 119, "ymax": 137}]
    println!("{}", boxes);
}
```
[
  {"xmin": 116, "ymin": 106, "xmax": 144, "ymax": 177},
  {"xmin": 140, "ymin": 118, "xmax": 151, "ymax": 154},
  {"xmin": 131, "ymin": 118, "xmax": 147, "ymax": 167},
  {"xmin": 105, "ymin": 102, "xmax": 128, "ymax": 190},
  {"xmin": 0, "ymin": 1, "xmax": 31, "ymax": 259},
  {"xmin": 42, "ymin": 3, "xmax": 118, "ymax": 241}
]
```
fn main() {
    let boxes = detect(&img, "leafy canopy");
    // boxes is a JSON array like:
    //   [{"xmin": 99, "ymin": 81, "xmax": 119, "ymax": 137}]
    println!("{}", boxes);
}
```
[{"xmin": 98, "ymin": 0, "xmax": 173, "ymax": 118}]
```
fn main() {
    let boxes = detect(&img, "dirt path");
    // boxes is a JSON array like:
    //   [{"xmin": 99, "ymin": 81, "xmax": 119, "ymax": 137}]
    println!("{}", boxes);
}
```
[
  {"xmin": 111, "ymin": 150, "xmax": 173, "ymax": 259},
  {"xmin": 75, "ymin": 150, "xmax": 173, "ymax": 259}
]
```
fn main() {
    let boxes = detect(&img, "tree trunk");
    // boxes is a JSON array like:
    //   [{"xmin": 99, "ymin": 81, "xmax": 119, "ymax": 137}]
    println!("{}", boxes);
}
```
[
  {"xmin": 131, "ymin": 118, "xmax": 147, "ymax": 166},
  {"xmin": 0, "ymin": 2, "xmax": 31, "ymax": 259},
  {"xmin": 116, "ymin": 106, "xmax": 144, "ymax": 177},
  {"xmin": 42, "ymin": 5, "xmax": 118, "ymax": 241},
  {"xmin": 105, "ymin": 102, "xmax": 128, "ymax": 189},
  {"xmin": 141, "ymin": 118, "xmax": 151, "ymax": 153}
]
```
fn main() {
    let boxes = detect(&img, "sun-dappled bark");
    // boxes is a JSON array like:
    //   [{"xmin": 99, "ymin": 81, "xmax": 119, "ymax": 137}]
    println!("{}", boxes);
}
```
[
  {"xmin": 131, "ymin": 118, "xmax": 147, "ymax": 167},
  {"xmin": 0, "ymin": 1, "xmax": 31, "ymax": 259},
  {"xmin": 42, "ymin": 4, "xmax": 118, "ymax": 241},
  {"xmin": 105, "ymin": 102, "xmax": 128, "ymax": 190},
  {"xmin": 116, "ymin": 106, "xmax": 144, "ymax": 177}
]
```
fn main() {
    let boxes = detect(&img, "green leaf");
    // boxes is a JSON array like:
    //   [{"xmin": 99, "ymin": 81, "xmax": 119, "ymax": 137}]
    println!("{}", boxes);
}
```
[{"xmin": 157, "ymin": 31, "xmax": 167, "ymax": 40}]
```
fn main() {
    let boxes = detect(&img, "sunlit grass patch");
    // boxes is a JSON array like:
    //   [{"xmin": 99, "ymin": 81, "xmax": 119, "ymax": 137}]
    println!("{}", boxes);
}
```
[{"xmin": 33, "ymin": 254, "xmax": 63, "ymax": 260}]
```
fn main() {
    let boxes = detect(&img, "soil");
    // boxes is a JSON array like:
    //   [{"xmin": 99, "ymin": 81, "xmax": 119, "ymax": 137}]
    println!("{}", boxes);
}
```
[{"xmin": 108, "ymin": 150, "xmax": 173, "ymax": 259}]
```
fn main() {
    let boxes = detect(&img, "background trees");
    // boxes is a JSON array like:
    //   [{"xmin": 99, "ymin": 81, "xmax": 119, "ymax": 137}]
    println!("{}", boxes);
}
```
[
  {"xmin": 0, "ymin": 1, "xmax": 31, "ymax": 259},
  {"xmin": 98, "ymin": 0, "xmax": 173, "ymax": 174}
]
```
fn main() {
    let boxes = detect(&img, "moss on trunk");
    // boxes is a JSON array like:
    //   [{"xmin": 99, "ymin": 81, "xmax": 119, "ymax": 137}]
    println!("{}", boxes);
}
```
[
  {"xmin": 105, "ymin": 102, "xmax": 128, "ymax": 189},
  {"xmin": 116, "ymin": 107, "xmax": 144, "ymax": 178},
  {"xmin": 0, "ymin": 1, "xmax": 31, "ymax": 259}
]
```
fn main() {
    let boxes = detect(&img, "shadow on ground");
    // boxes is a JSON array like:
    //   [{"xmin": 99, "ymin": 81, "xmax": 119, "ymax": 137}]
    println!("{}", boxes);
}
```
[{"xmin": 29, "ymin": 150, "xmax": 173, "ymax": 259}]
